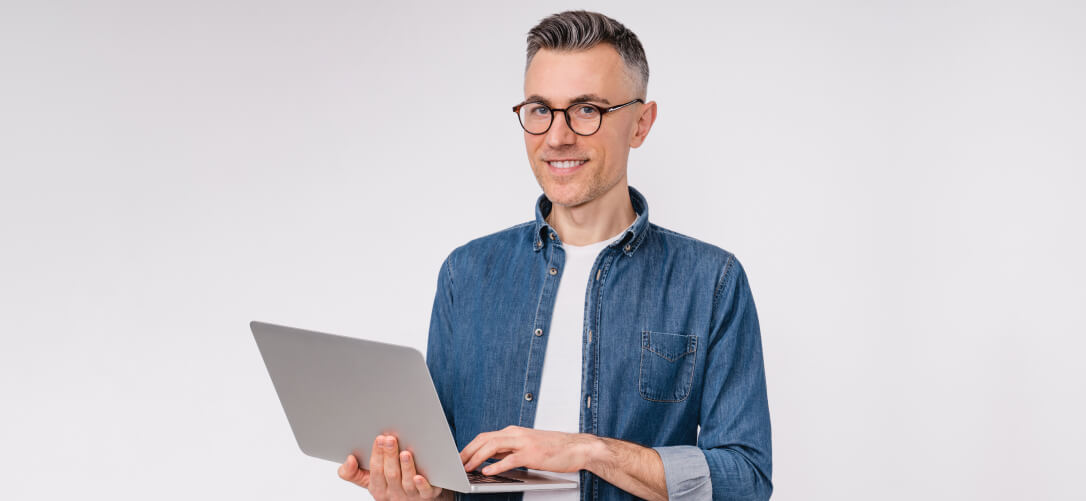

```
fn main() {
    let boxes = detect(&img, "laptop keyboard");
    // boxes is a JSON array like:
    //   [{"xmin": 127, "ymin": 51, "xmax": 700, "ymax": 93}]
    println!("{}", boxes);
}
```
[{"xmin": 467, "ymin": 470, "xmax": 524, "ymax": 484}]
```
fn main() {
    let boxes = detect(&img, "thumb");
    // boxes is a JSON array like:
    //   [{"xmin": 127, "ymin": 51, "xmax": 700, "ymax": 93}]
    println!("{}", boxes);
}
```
[{"xmin": 338, "ymin": 454, "xmax": 371, "ymax": 487}]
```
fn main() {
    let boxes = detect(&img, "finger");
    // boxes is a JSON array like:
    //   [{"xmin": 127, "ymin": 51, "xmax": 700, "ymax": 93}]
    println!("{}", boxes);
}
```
[
  {"xmin": 399, "ymin": 450, "xmax": 420, "ymax": 495},
  {"xmin": 337, "ymin": 454, "xmax": 353, "ymax": 480},
  {"xmin": 414, "ymin": 474, "xmax": 443, "ymax": 499},
  {"xmin": 460, "ymin": 426, "xmax": 523, "ymax": 465},
  {"xmin": 481, "ymin": 453, "xmax": 522, "ymax": 476},
  {"xmin": 383, "ymin": 435, "xmax": 405, "ymax": 495},
  {"xmin": 369, "ymin": 436, "xmax": 387, "ymax": 493},
  {"xmin": 460, "ymin": 430, "xmax": 508, "ymax": 468},
  {"xmin": 463, "ymin": 436, "xmax": 518, "ymax": 473},
  {"xmin": 458, "ymin": 431, "xmax": 492, "ymax": 465},
  {"xmin": 465, "ymin": 436, "xmax": 519, "ymax": 472},
  {"xmin": 337, "ymin": 454, "xmax": 371, "ymax": 487}
]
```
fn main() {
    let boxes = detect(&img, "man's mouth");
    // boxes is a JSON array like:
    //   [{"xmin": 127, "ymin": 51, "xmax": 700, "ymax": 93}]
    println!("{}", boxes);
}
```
[{"xmin": 546, "ymin": 159, "xmax": 587, "ymax": 169}]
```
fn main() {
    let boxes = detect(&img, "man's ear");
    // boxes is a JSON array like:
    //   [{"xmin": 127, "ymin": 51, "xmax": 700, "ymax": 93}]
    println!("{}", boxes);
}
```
[{"xmin": 629, "ymin": 101, "xmax": 658, "ymax": 148}]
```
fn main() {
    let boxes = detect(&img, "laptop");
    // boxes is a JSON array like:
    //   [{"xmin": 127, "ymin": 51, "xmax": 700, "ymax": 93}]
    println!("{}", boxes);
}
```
[{"xmin": 250, "ymin": 321, "xmax": 578, "ymax": 493}]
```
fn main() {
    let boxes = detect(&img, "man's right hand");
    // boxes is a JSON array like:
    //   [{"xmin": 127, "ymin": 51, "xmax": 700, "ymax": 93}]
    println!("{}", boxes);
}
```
[{"xmin": 337, "ymin": 434, "xmax": 449, "ymax": 501}]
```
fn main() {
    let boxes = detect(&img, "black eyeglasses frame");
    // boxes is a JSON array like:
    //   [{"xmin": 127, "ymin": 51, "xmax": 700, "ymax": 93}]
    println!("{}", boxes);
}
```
[{"xmin": 511, "ymin": 98, "xmax": 645, "ymax": 136}]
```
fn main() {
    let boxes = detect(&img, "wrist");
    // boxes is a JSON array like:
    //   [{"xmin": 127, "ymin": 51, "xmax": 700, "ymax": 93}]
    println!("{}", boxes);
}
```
[{"xmin": 578, "ymin": 433, "xmax": 611, "ymax": 474}]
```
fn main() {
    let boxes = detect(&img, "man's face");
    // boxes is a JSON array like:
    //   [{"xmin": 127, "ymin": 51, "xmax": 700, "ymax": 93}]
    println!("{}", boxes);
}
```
[{"xmin": 523, "ymin": 44, "xmax": 654, "ymax": 208}]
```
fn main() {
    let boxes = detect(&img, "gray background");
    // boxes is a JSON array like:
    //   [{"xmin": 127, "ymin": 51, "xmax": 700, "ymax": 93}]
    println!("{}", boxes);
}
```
[{"xmin": 2, "ymin": 1, "xmax": 1083, "ymax": 499}]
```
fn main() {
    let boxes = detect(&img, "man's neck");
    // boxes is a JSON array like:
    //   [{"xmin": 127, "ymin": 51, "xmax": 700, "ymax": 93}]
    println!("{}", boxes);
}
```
[{"xmin": 547, "ymin": 181, "xmax": 637, "ymax": 247}]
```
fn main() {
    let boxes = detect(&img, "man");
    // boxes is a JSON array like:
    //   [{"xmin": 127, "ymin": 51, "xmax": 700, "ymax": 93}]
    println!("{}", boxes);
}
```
[{"xmin": 338, "ymin": 10, "xmax": 772, "ymax": 501}]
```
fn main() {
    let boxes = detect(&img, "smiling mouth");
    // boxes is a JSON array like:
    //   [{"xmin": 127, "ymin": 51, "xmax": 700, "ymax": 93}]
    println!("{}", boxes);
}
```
[{"xmin": 547, "ymin": 159, "xmax": 587, "ymax": 169}]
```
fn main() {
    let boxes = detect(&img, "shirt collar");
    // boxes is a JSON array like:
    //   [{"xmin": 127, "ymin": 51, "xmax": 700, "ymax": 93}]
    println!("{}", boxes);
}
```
[{"xmin": 532, "ymin": 185, "xmax": 650, "ymax": 257}]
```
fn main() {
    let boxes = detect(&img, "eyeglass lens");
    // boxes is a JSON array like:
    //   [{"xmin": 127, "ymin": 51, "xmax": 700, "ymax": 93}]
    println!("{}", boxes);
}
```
[{"xmin": 518, "ymin": 103, "xmax": 602, "ymax": 135}]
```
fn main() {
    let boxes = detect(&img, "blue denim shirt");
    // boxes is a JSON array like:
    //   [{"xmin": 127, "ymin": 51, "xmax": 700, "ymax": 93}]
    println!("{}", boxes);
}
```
[{"xmin": 426, "ymin": 187, "xmax": 772, "ymax": 501}]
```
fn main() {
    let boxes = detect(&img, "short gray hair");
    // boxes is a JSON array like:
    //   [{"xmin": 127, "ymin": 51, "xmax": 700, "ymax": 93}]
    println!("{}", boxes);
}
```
[{"xmin": 526, "ymin": 10, "xmax": 649, "ymax": 98}]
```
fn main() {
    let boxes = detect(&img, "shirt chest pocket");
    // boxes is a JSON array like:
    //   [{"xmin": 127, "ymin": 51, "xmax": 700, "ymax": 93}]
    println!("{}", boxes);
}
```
[{"xmin": 638, "ymin": 331, "xmax": 698, "ymax": 402}]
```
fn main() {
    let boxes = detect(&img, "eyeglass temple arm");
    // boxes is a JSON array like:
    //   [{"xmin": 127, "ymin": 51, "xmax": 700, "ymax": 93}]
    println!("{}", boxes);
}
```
[{"xmin": 601, "ymin": 98, "xmax": 645, "ymax": 115}]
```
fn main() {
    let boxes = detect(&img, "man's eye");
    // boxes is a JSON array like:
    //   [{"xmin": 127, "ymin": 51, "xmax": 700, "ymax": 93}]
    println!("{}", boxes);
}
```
[
  {"xmin": 575, "ymin": 105, "xmax": 599, "ymax": 117},
  {"xmin": 529, "ymin": 106, "xmax": 550, "ymax": 116}
]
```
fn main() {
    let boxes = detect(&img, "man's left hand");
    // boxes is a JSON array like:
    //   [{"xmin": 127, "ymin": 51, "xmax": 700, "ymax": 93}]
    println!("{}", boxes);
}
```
[{"xmin": 460, "ymin": 425, "xmax": 600, "ymax": 476}]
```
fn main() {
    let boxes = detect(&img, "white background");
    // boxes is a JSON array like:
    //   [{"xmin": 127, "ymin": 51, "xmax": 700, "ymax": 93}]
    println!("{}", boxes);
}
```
[{"xmin": 2, "ymin": 1, "xmax": 1084, "ymax": 499}]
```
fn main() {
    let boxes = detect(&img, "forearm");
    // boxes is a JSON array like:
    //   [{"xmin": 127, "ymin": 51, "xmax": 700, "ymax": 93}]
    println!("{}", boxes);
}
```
[{"xmin": 582, "ymin": 435, "xmax": 668, "ymax": 501}]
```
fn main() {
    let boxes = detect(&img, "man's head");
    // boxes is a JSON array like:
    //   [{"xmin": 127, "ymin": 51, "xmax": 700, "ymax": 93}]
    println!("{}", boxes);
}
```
[{"xmin": 520, "ymin": 11, "xmax": 657, "ymax": 208}]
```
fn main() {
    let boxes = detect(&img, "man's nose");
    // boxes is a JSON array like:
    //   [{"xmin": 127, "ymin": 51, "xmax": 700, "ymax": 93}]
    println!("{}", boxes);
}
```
[{"xmin": 545, "ymin": 111, "xmax": 578, "ymax": 147}]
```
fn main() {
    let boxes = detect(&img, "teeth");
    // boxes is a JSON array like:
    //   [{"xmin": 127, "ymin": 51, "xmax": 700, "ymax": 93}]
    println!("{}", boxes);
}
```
[{"xmin": 548, "ymin": 160, "xmax": 585, "ymax": 169}]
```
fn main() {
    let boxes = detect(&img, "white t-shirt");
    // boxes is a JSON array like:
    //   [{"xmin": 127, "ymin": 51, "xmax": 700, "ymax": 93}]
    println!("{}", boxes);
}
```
[{"xmin": 524, "ymin": 227, "xmax": 627, "ymax": 501}]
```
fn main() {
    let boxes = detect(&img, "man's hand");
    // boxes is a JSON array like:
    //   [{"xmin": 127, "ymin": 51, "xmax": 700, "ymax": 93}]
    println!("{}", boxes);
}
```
[
  {"xmin": 337, "ymin": 434, "xmax": 448, "ymax": 501},
  {"xmin": 459, "ymin": 425, "xmax": 600, "ymax": 476},
  {"xmin": 460, "ymin": 426, "xmax": 668, "ymax": 501}
]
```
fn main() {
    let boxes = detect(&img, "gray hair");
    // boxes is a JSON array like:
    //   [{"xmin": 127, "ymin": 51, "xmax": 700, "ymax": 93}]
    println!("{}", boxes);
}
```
[{"xmin": 526, "ymin": 10, "xmax": 649, "ymax": 98}]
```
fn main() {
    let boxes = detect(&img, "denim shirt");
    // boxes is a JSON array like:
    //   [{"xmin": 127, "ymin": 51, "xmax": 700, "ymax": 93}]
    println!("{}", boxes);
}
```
[{"xmin": 426, "ymin": 187, "xmax": 772, "ymax": 501}]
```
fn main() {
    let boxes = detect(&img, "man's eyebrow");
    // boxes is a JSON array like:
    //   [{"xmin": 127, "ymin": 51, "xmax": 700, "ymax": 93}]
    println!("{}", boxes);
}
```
[
  {"xmin": 525, "ymin": 94, "xmax": 550, "ymax": 106},
  {"xmin": 524, "ymin": 94, "xmax": 612, "ymax": 106},
  {"xmin": 570, "ymin": 94, "xmax": 611, "ymax": 106}
]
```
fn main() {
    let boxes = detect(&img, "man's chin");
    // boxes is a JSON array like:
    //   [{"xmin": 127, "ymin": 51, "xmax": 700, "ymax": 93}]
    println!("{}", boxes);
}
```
[{"xmin": 543, "ymin": 188, "xmax": 591, "ymax": 208}]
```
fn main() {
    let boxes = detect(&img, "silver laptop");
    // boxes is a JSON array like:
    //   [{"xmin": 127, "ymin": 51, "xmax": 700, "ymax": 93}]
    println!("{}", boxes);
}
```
[{"xmin": 250, "ymin": 321, "xmax": 578, "ymax": 493}]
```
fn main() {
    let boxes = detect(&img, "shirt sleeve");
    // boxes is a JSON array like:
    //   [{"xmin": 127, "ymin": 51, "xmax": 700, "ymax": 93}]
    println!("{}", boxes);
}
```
[
  {"xmin": 692, "ymin": 255, "xmax": 774, "ymax": 501},
  {"xmin": 425, "ymin": 255, "xmax": 458, "ymax": 435},
  {"xmin": 652, "ymin": 444, "xmax": 713, "ymax": 499}
]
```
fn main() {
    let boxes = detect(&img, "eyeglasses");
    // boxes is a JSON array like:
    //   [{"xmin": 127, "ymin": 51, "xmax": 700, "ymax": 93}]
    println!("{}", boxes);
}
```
[{"xmin": 512, "ymin": 98, "xmax": 644, "ymax": 136}]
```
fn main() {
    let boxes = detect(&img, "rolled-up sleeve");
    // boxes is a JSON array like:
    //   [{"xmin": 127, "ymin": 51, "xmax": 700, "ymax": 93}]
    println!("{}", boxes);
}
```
[
  {"xmin": 695, "ymin": 255, "xmax": 774, "ymax": 500},
  {"xmin": 653, "ymin": 445, "xmax": 713, "ymax": 500}
]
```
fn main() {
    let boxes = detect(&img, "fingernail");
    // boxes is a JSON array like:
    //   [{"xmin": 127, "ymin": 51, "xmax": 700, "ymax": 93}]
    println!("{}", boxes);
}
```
[{"xmin": 483, "ymin": 467, "xmax": 492, "ymax": 475}]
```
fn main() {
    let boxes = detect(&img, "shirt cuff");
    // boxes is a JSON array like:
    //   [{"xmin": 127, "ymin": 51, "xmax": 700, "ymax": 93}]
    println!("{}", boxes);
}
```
[{"xmin": 652, "ymin": 445, "xmax": 712, "ymax": 500}]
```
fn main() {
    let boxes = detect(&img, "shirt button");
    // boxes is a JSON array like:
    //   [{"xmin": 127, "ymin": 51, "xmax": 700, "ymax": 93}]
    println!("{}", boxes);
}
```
[
  {"xmin": 586, "ymin": 395, "xmax": 592, "ymax": 408},
  {"xmin": 624, "ymin": 244, "xmax": 632, "ymax": 252},
  {"xmin": 549, "ymin": 232, "xmax": 556, "ymax": 240},
  {"xmin": 525, "ymin": 392, "xmax": 534, "ymax": 401},
  {"xmin": 534, "ymin": 328, "xmax": 543, "ymax": 336},
  {"xmin": 549, "ymin": 267, "xmax": 558, "ymax": 275},
  {"xmin": 535, "ymin": 241, "xmax": 542, "ymax": 248}
]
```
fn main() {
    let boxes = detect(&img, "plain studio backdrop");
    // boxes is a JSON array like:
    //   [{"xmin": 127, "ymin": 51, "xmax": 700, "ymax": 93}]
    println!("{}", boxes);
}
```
[{"xmin": 1, "ymin": 1, "xmax": 1084, "ymax": 499}]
